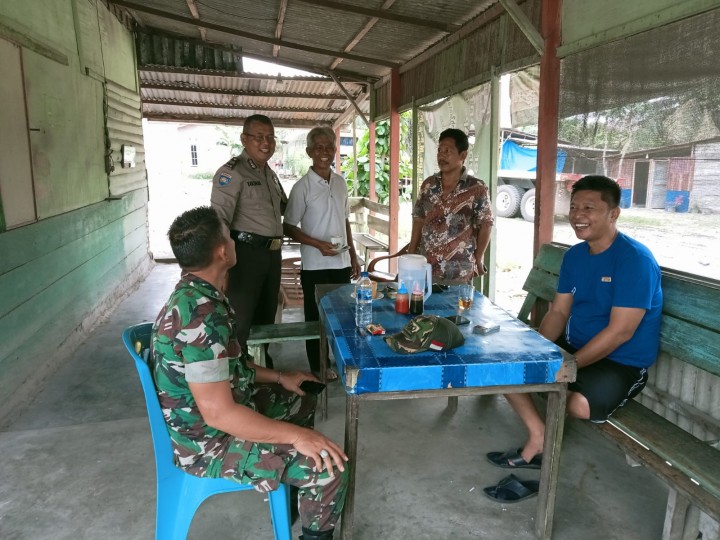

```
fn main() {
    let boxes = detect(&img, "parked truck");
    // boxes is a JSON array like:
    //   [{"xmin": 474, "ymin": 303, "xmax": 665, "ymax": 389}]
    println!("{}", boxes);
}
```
[{"xmin": 495, "ymin": 134, "xmax": 568, "ymax": 222}]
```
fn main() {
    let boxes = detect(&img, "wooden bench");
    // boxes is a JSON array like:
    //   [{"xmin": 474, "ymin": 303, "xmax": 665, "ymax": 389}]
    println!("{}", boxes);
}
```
[
  {"xmin": 247, "ymin": 321, "xmax": 320, "ymax": 368},
  {"xmin": 520, "ymin": 242, "xmax": 720, "ymax": 540},
  {"xmin": 352, "ymin": 232, "xmax": 389, "ymax": 270},
  {"xmin": 349, "ymin": 197, "xmax": 390, "ymax": 269}
]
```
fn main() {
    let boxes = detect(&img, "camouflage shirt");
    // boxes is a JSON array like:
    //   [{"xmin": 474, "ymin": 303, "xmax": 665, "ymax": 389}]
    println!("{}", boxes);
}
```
[
  {"xmin": 412, "ymin": 169, "xmax": 494, "ymax": 284},
  {"xmin": 151, "ymin": 272, "xmax": 257, "ymax": 474}
]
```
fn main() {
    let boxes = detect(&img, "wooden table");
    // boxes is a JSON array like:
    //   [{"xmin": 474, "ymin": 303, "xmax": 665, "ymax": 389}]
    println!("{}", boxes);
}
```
[{"xmin": 317, "ymin": 284, "xmax": 576, "ymax": 540}]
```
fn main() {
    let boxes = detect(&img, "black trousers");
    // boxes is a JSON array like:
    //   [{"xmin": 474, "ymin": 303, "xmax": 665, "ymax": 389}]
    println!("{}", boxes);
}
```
[
  {"xmin": 226, "ymin": 242, "xmax": 281, "ymax": 368},
  {"xmin": 300, "ymin": 266, "xmax": 352, "ymax": 373}
]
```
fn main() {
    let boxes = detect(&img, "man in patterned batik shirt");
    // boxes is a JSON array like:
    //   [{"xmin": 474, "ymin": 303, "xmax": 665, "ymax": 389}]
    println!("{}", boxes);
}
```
[
  {"xmin": 408, "ymin": 128, "xmax": 494, "ymax": 285},
  {"xmin": 152, "ymin": 206, "xmax": 348, "ymax": 540}
]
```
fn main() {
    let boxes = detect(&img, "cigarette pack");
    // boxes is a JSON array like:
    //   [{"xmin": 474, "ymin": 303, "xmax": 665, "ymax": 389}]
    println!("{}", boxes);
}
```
[
  {"xmin": 365, "ymin": 323, "xmax": 386, "ymax": 335},
  {"xmin": 473, "ymin": 321, "xmax": 500, "ymax": 335}
]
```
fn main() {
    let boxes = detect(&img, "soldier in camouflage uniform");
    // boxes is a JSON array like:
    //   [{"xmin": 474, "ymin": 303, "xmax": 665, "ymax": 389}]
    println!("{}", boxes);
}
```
[
  {"xmin": 408, "ymin": 128, "xmax": 494, "ymax": 285},
  {"xmin": 152, "ymin": 207, "xmax": 348, "ymax": 540}
]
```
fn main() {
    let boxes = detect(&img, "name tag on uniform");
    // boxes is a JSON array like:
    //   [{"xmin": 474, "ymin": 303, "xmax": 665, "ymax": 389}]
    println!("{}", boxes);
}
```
[
  {"xmin": 246, "ymin": 181, "xmax": 261, "ymax": 186},
  {"xmin": 601, "ymin": 276, "xmax": 612, "ymax": 282}
]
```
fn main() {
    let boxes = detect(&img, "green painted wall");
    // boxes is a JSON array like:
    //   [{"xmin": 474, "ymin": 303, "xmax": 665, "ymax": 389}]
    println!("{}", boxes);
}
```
[{"xmin": 0, "ymin": 0, "xmax": 149, "ymax": 416}]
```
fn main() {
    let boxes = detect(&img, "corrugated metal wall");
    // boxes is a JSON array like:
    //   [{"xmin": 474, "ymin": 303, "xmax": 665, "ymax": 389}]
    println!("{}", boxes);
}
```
[
  {"xmin": 373, "ymin": 0, "xmax": 540, "ymax": 118},
  {"xmin": 649, "ymin": 160, "xmax": 668, "ymax": 209},
  {"xmin": 690, "ymin": 142, "xmax": 720, "ymax": 213},
  {"xmin": 106, "ymin": 80, "xmax": 147, "ymax": 196}
]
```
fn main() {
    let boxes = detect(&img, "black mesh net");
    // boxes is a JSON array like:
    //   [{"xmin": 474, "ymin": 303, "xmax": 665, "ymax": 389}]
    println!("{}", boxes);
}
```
[{"xmin": 506, "ymin": 11, "xmax": 720, "ymax": 280}]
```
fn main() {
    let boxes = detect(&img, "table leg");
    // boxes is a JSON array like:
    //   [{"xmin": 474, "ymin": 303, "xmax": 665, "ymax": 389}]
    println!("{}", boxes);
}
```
[
  {"xmin": 340, "ymin": 395, "xmax": 360, "ymax": 540},
  {"xmin": 535, "ymin": 385, "xmax": 567, "ymax": 540},
  {"xmin": 319, "ymin": 316, "xmax": 328, "ymax": 421}
]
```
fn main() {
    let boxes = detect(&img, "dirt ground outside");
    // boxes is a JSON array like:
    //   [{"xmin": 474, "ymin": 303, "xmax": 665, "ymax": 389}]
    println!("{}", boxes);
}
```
[{"xmin": 148, "ymin": 173, "xmax": 720, "ymax": 316}]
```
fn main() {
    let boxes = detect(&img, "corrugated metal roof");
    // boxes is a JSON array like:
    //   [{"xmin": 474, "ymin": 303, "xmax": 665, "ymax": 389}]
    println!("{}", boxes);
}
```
[{"xmin": 109, "ymin": 0, "xmax": 501, "ymax": 126}]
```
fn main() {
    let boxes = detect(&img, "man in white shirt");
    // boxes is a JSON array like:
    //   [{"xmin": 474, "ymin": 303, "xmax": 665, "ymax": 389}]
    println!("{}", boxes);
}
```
[{"xmin": 284, "ymin": 127, "xmax": 361, "ymax": 376}]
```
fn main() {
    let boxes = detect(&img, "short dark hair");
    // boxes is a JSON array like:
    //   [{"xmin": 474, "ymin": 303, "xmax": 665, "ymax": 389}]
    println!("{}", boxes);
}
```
[
  {"xmin": 571, "ymin": 175, "xmax": 621, "ymax": 209},
  {"xmin": 439, "ymin": 128, "xmax": 469, "ymax": 153},
  {"xmin": 168, "ymin": 207, "xmax": 225, "ymax": 269},
  {"xmin": 243, "ymin": 114, "xmax": 274, "ymax": 134}
]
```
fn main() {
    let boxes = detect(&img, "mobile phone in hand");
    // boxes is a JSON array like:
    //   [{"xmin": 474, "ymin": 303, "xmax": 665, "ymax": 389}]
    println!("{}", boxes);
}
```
[{"xmin": 300, "ymin": 380, "xmax": 327, "ymax": 395}]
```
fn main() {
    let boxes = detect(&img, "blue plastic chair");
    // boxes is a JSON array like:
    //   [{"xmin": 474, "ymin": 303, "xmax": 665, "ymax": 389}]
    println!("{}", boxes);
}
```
[{"xmin": 122, "ymin": 323, "xmax": 292, "ymax": 540}]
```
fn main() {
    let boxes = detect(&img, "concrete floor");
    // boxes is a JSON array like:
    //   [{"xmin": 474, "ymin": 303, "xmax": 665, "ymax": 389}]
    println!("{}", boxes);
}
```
[{"xmin": 0, "ymin": 263, "xmax": 670, "ymax": 540}]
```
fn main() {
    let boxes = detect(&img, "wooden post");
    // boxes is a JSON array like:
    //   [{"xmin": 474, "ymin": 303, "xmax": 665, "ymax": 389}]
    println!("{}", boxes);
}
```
[
  {"xmin": 388, "ymin": 68, "xmax": 400, "ymax": 270},
  {"xmin": 369, "ymin": 122, "xmax": 376, "ymax": 202},
  {"xmin": 534, "ymin": 0, "xmax": 562, "ymax": 256},
  {"xmin": 411, "ymin": 104, "xmax": 419, "ymax": 203},
  {"xmin": 352, "ymin": 116, "xmax": 358, "ymax": 196},
  {"xmin": 335, "ymin": 126, "xmax": 342, "ymax": 186}
]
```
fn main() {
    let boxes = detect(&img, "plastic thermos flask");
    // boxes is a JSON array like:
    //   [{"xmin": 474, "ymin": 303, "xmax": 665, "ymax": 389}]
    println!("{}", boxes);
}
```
[
  {"xmin": 395, "ymin": 282, "xmax": 409, "ymax": 314},
  {"xmin": 410, "ymin": 282, "xmax": 424, "ymax": 315}
]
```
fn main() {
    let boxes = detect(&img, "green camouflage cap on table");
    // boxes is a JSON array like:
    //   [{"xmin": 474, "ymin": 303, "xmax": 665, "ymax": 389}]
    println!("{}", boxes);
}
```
[{"xmin": 384, "ymin": 315, "xmax": 465, "ymax": 354}]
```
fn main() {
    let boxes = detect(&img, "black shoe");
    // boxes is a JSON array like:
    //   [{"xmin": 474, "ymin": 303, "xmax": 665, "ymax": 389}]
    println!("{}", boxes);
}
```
[{"xmin": 300, "ymin": 527, "xmax": 334, "ymax": 540}]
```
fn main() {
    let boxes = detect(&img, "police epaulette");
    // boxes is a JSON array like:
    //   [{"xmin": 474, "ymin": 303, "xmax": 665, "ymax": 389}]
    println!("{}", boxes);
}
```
[{"xmin": 224, "ymin": 157, "xmax": 239, "ymax": 169}]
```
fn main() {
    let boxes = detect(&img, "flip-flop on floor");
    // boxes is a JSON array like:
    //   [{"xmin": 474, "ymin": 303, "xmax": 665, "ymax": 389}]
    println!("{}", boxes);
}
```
[
  {"xmin": 486, "ymin": 448, "xmax": 542, "ymax": 469},
  {"xmin": 483, "ymin": 474, "xmax": 539, "ymax": 504}
]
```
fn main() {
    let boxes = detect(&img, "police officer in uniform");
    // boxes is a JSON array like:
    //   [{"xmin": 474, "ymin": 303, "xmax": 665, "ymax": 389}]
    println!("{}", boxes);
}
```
[{"xmin": 211, "ymin": 114, "xmax": 287, "ymax": 369}]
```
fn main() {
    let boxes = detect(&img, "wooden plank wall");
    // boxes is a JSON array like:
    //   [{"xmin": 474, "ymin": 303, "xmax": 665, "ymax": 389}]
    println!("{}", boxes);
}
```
[
  {"xmin": 640, "ymin": 273, "xmax": 720, "ymax": 443},
  {"xmin": 0, "ymin": 188, "xmax": 150, "ymax": 418}
]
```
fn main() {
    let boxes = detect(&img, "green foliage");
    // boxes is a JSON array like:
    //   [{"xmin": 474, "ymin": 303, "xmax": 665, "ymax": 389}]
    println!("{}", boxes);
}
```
[
  {"xmin": 341, "ymin": 114, "xmax": 413, "ymax": 204},
  {"xmin": 189, "ymin": 171, "xmax": 214, "ymax": 180},
  {"xmin": 558, "ymin": 96, "xmax": 699, "ymax": 153},
  {"xmin": 285, "ymin": 152, "xmax": 312, "ymax": 177},
  {"xmin": 215, "ymin": 125, "xmax": 243, "ymax": 156}
]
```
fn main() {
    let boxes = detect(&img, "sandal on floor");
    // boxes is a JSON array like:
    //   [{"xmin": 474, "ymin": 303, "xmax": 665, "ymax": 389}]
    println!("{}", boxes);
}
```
[
  {"xmin": 483, "ymin": 474, "xmax": 539, "ymax": 504},
  {"xmin": 486, "ymin": 448, "xmax": 542, "ymax": 469}
]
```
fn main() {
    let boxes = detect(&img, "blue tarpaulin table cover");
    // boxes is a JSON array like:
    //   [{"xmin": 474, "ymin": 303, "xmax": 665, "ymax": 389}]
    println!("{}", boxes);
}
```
[{"xmin": 320, "ymin": 284, "xmax": 564, "ymax": 395}]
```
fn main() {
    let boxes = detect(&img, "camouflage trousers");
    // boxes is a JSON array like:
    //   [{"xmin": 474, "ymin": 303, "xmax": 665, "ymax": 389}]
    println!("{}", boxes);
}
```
[{"xmin": 221, "ymin": 383, "xmax": 348, "ymax": 533}]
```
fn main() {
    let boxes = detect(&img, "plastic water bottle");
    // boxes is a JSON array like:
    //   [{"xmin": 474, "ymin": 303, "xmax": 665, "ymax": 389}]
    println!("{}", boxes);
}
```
[{"xmin": 355, "ymin": 272, "xmax": 373, "ymax": 328}]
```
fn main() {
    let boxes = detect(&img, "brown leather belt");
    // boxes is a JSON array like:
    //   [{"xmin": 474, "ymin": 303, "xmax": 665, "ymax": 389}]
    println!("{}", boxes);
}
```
[{"xmin": 231, "ymin": 231, "xmax": 284, "ymax": 251}]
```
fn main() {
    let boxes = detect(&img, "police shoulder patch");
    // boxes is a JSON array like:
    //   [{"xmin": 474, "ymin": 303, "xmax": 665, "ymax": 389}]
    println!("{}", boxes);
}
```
[{"xmin": 219, "ymin": 173, "xmax": 232, "ymax": 187}]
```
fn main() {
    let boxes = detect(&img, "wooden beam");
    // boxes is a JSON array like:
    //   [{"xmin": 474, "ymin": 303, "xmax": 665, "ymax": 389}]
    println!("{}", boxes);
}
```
[
  {"xmin": 533, "ymin": 0, "xmax": 561, "ymax": 258},
  {"xmin": 140, "ymin": 82, "xmax": 349, "ymax": 101},
  {"xmin": 143, "ymin": 113, "xmax": 330, "ymax": 128},
  {"xmin": 327, "ymin": 71, "xmax": 369, "ymax": 127},
  {"xmin": 142, "ymin": 99, "xmax": 343, "ymax": 114},
  {"xmin": 109, "ymin": 0, "xmax": 399, "ymax": 67},
  {"xmin": 332, "ymin": 94, "xmax": 368, "ymax": 130},
  {"xmin": 185, "ymin": 0, "xmax": 207, "ymax": 41},
  {"xmin": 273, "ymin": 0, "xmax": 288, "ymax": 57},
  {"xmin": 294, "ymin": 0, "xmax": 459, "ymax": 33},
  {"xmin": 498, "ymin": 0, "xmax": 544, "ymax": 55},
  {"xmin": 329, "ymin": 0, "xmax": 395, "ymax": 70}
]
